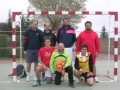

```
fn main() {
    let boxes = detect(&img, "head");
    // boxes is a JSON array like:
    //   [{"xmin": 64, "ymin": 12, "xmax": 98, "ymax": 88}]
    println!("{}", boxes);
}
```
[
  {"xmin": 58, "ymin": 43, "xmax": 65, "ymax": 52},
  {"xmin": 31, "ymin": 20, "xmax": 38, "ymax": 30},
  {"xmin": 81, "ymin": 44, "xmax": 88, "ymax": 55},
  {"xmin": 63, "ymin": 18, "xmax": 69, "ymax": 27},
  {"xmin": 44, "ymin": 38, "xmax": 51, "ymax": 47},
  {"xmin": 44, "ymin": 22, "xmax": 51, "ymax": 32},
  {"xmin": 85, "ymin": 21, "xmax": 92, "ymax": 31}
]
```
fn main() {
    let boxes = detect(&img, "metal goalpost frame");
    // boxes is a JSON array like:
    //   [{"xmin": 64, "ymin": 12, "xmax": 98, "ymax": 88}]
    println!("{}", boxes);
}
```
[{"xmin": 12, "ymin": 11, "xmax": 118, "ymax": 82}]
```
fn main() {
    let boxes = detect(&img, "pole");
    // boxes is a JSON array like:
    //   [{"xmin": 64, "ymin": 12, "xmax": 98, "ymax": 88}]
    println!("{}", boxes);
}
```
[
  {"xmin": 107, "ymin": 15, "xmax": 112, "ymax": 77},
  {"xmin": 20, "ymin": 16, "xmax": 22, "ymax": 64}
]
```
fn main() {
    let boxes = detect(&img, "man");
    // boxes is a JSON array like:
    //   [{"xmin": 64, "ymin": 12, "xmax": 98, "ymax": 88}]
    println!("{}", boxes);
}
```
[
  {"xmin": 40, "ymin": 22, "xmax": 56, "ymax": 81},
  {"xmin": 32, "ymin": 38, "xmax": 55, "ymax": 87},
  {"xmin": 56, "ymin": 18, "xmax": 76, "ymax": 81},
  {"xmin": 76, "ymin": 21, "xmax": 100, "ymax": 83},
  {"xmin": 56, "ymin": 18, "xmax": 76, "ymax": 61},
  {"xmin": 50, "ymin": 43, "xmax": 75, "ymax": 88},
  {"xmin": 24, "ymin": 20, "xmax": 42, "ymax": 82},
  {"xmin": 74, "ymin": 44, "xmax": 94, "ymax": 86}
]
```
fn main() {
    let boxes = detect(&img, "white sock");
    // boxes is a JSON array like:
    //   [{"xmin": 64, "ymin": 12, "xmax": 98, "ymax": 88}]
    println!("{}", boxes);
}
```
[
  {"xmin": 27, "ymin": 72, "xmax": 30, "ymax": 77},
  {"xmin": 34, "ymin": 71, "xmax": 36, "ymax": 78}
]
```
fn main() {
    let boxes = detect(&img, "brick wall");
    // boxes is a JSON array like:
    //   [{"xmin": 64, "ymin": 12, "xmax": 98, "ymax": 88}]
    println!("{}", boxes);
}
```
[{"xmin": 99, "ymin": 38, "xmax": 120, "ymax": 54}]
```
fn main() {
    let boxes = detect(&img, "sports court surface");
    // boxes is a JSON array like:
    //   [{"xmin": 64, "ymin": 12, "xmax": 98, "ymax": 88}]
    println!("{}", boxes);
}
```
[{"xmin": 0, "ymin": 54, "xmax": 120, "ymax": 90}]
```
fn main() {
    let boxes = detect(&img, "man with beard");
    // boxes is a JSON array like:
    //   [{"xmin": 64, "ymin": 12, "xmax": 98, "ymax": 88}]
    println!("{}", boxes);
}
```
[
  {"xmin": 40, "ymin": 22, "xmax": 56, "ymax": 81},
  {"xmin": 76, "ymin": 21, "xmax": 100, "ymax": 83},
  {"xmin": 56, "ymin": 18, "xmax": 76, "ymax": 81},
  {"xmin": 50, "ymin": 43, "xmax": 75, "ymax": 88}
]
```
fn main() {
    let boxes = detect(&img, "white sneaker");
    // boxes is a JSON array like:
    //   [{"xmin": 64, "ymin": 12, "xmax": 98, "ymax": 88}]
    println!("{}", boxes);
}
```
[
  {"xmin": 26, "ymin": 76, "xmax": 30, "ymax": 82},
  {"xmin": 33, "ymin": 76, "xmax": 37, "ymax": 81},
  {"xmin": 94, "ymin": 77, "xmax": 99, "ymax": 83}
]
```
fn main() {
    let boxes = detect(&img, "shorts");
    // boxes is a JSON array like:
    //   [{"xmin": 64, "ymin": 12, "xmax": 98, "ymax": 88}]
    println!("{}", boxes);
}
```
[
  {"xmin": 91, "ymin": 53, "xmax": 96, "ymax": 65},
  {"xmin": 26, "ymin": 49, "xmax": 39, "ymax": 63},
  {"xmin": 38, "ymin": 63, "xmax": 52, "ymax": 77},
  {"xmin": 65, "ymin": 47, "xmax": 73, "ymax": 61},
  {"xmin": 81, "ymin": 72, "xmax": 93, "ymax": 80}
]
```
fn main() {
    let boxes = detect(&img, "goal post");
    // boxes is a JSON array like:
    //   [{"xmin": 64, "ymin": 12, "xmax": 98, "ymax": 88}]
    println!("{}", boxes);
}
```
[{"xmin": 12, "ymin": 11, "xmax": 118, "ymax": 82}]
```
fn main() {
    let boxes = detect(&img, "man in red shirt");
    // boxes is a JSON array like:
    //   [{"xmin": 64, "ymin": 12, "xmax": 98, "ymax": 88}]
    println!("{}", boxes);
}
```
[
  {"xmin": 76, "ymin": 21, "xmax": 100, "ymax": 83},
  {"xmin": 32, "ymin": 38, "xmax": 55, "ymax": 87}
]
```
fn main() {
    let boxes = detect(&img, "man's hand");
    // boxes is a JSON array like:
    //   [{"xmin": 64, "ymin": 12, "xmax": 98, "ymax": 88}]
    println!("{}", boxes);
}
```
[
  {"xmin": 81, "ymin": 70, "xmax": 86, "ymax": 73},
  {"xmin": 24, "ymin": 51, "xmax": 27, "ymax": 55},
  {"xmin": 43, "ymin": 65, "xmax": 47, "ymax": 70},
  {"xmin": 95, "ymin": 52, "xmax": 99, "ymax": 57},
  {"xmin": 54, "ymin": 49, "xmax": 58, "ymax": 52},
  {"xmin": 52, "ymin": 73, "xmax": 56, "ymax": 77},
  {"xmin": 76, "ymin": 52, "xmax": 79, "ymax": 55}
]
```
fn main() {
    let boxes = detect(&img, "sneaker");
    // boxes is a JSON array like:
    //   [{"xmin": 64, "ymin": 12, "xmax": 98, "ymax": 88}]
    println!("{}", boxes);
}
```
[
  {"xmin": 61, "ymin": 76, "xmax": 65, "ymax": 82},
  {"xmin": 69, "ymin": 83, "xmax": 75, "ymax": 88},
  {"xmin": 26, "ymin": 76, "xmax": 30, "ymax": 82},
  {"xmin": 52, "ymin": 77, "xmax": 55, "ymax": 81},
  {"xmin": 8, "ymin": 73, "xmax": 13, "ymax": 78},
  {"xmin": 78, "ymin": 80, "xmax": 82, "ymax": 85},
  {"xmin": 94, "ymin": 77, "xmax": 99, "ymax": 83},
  {"xmin": 33, "ymin": 77, "xmax": 37, "ymax": 81},
  {"xmin": 40, "ymin": 76, "xmax": 45, "ymax": 82},
  {"xmin": 32, "ymin": 82, "xmax": 41, "ymax": 87}
]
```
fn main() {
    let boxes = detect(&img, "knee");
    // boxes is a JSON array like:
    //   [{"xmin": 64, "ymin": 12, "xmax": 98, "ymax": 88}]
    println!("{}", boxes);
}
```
[
  {"xmin": 36, "ymin": 66, "xmax": 42, "ymax": 72},
  {"xmin": 55, "ymin": 80, "xmax": 61, "ymax": 85},
  {"xmin": 47, "ymin": 81, "xmax": 51, "ymax": 84},
  {"xmin": 88, "ymin": 82, "xmax": 94, "ymax": 86},
  {"xmin": 55, "ymin": 81, "xmax": 61, "ymax": 85}
]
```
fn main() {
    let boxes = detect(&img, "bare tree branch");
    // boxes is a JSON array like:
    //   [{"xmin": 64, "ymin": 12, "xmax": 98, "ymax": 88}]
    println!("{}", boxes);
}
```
[{"xmin": 28, "ymin": 0, "xmax": 88, "ymax": 31}]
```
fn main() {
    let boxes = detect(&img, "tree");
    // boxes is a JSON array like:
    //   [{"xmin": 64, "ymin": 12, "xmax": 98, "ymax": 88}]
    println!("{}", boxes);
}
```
[
  {"xmin": 28, "ymin": 0, "xmax": 87, "ymax": 31},
  {"xmin": 6, "ymin": 9, "xmax": 12, "ymax": 35},
  {"xmin": 100, "ymin": 26, "xmax": 109, "ymax": 38}
]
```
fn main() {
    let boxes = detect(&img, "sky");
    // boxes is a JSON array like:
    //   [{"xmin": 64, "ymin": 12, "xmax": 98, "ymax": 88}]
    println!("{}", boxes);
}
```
[{"xmin": 0, "ymin": 0, "xmax": 120, "ymax": 37}]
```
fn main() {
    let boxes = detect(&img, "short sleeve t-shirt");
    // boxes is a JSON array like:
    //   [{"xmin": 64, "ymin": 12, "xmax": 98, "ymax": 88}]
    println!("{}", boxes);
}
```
[{"xmin": 38, "ymin": 46, "xmax": 55, "ymax": 68}]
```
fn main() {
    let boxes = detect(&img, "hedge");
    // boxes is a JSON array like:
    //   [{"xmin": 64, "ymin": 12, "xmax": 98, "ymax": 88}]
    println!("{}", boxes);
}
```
[{"xmin": 0, "ymin": 34, "xmax": 25, "ymax": 58}]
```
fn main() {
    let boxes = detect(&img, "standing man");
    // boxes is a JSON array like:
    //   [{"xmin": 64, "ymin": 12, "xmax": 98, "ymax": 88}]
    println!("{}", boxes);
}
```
[
  {"xmin": 50, "ymin": 43, "xmax": 75, "ymax": 88},
  {"xmin": 76, "ymin": 21, "xmax": 100, "ymax": 83},
  {"xmin": 40, "ymin": 22, "xmax": 56, "ymax": 81},
  {"xmin": 32, "ymin": 38, "xmax": 55, "ymax": 87},
  {"xmin": 24, "ymin": 20, "xmax": 42, "ymax": 82},
  {"xmin": 56, "ymin": 18, "xmax": 76, "ymax": 81},
  {"xmin": 56, "ymin": 18, "xmax": 76, "ymax": 61}
]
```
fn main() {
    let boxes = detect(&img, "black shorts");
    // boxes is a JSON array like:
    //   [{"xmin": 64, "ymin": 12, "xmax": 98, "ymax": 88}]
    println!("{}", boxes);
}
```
[{"xmin": 81, "ymin": 72, "xmax": 93, "ymax": 80}]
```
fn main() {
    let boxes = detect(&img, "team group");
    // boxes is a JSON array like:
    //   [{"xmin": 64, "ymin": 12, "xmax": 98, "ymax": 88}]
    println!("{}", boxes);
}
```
[{"xmin": 23, "ymin": 18, "xmax": 100, "ymax": 88}]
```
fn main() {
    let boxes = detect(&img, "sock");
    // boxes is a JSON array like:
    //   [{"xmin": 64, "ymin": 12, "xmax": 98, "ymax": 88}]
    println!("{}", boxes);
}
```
[
  {"xmin": 93, "ymin": 75, "xmax": 96, "ymax": 78},
  {"xmin": 37, "ymin": 79, "xmax": 41, "ymax": 83},
  {"xmin": 42, "ymin": 73, "xmax": 45, "ymax": 77},
  {"xmin": 34, "ymin": 71, "xmax": 36, "ymax": 78},
  {"xmin": 27, "ymin": 72, "xmax": 30, "ymax": 77}
]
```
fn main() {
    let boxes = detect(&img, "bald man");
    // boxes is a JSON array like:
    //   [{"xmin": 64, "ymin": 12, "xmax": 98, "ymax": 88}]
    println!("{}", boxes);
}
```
[{"xmin": 50, "ymin": 43, "xmax": 75, "ymax": 88}]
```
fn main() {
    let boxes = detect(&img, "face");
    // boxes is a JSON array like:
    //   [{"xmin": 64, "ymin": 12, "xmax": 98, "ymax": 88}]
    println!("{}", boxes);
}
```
[
  {"xmin": 44, "ymin": 23, "xmax": 51, "ymax": 31},
  {"xmin": 63, "ymin": 19, "xmax": 69, "ymax": 26},
  {"xmin": 31, "ymin": 21, "xmax": 38, "ymax": 29},
  {"xmin": 81, "ymin": 47, "xmax": 87, "ymax": 55},
  {"xmin": 58, "ymin": 44, "xmax": 64, "ymax": 52},
  {"xmin": 44, "ymin": 39, "xmax": 51, "ymax": 47},
  {"xmin": 85, "ymin": 23, "xmax": 92, "ymax": 31}
]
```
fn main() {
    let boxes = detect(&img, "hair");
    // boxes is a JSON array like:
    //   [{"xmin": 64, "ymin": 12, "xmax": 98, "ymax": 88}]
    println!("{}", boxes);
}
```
[
  {"xmin": 44, "ymin": 38, "xmax": 51, "ymax": 42},
  {"xmin": 85, "ymin": 21, "xmax": 92, "ymax": 26},
  {"xmin": 31, "ymin": 20, "xmax": 38, "ymax": 24},
  {"xmin": 44, "ymin": 22, "xmax": 51, "ymax": 27},
  {"xmin": 81, "ymin": 44, "xmax": 88, "ymax": 50},
  {"xmin": 63, "ymin": 18, "xmax": 69, "ymax": 22}
]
